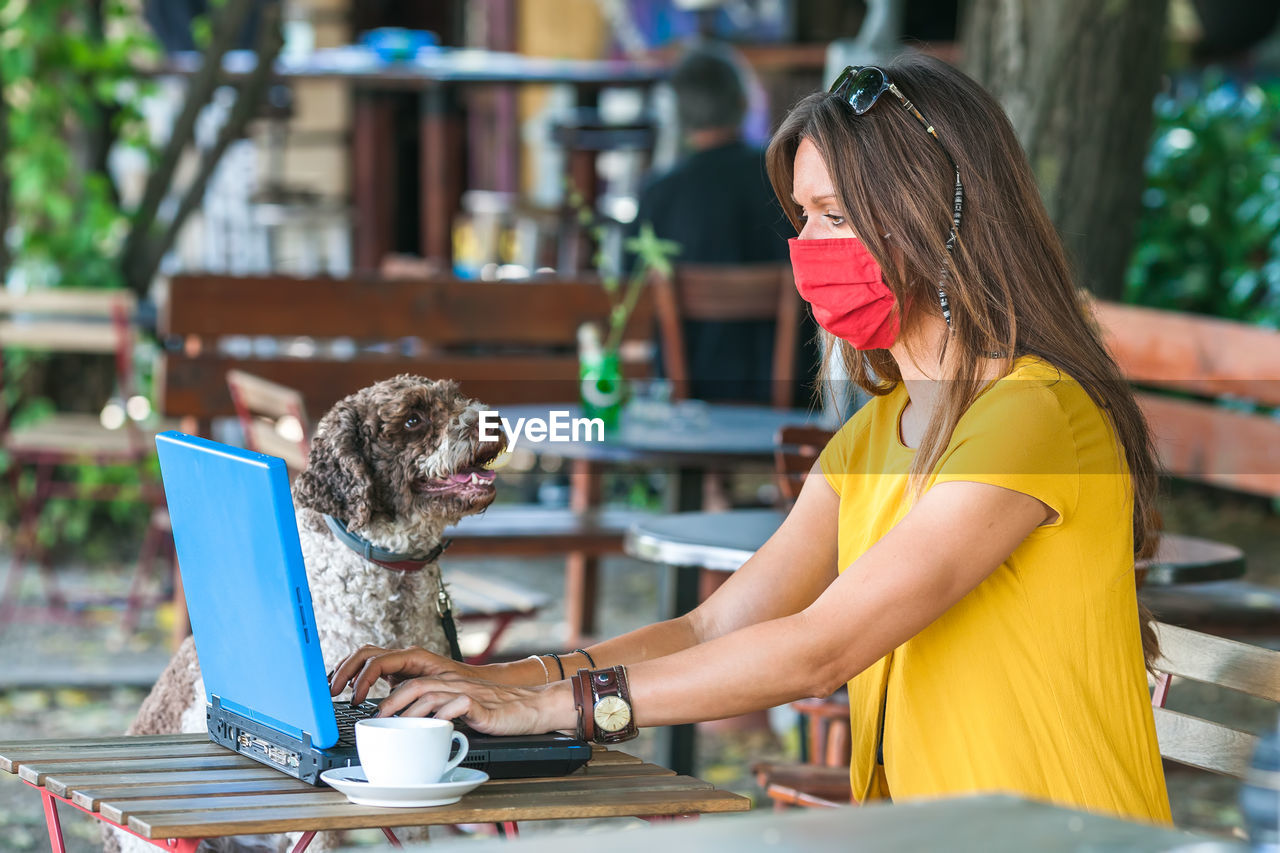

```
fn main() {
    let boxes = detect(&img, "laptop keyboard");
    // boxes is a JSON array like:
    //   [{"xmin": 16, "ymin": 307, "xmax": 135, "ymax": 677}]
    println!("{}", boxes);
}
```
[{"xmin": 332, "ymin": 700, "xmax": 380, "ymax": 746}]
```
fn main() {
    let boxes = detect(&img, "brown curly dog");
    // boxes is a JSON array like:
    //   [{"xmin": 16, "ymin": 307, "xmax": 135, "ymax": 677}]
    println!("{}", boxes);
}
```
[{"xmin": 109, "ymin": 375, "xmax": 504, "ymax": 853}]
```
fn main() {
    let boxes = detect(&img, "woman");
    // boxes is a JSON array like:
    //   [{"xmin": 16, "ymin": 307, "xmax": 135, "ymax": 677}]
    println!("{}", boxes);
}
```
[{"xmin": 330, "ymin": 55, "xmax": 1171, "ymax": 823}]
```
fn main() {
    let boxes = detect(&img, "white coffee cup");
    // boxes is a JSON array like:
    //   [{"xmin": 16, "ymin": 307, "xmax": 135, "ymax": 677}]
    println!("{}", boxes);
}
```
[{"xmin": 355, "ymin": 717, "xmax": 469, "ymax": 786}]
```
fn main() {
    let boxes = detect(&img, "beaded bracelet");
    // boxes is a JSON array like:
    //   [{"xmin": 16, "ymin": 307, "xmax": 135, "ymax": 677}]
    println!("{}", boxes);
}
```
[
  {"xmin": 526, "ymin": 654, "xmax": 550, "ymax": 685},
  {"xmin": 574, "ymin": 647, "xmax": 597, "ymax": 668}
]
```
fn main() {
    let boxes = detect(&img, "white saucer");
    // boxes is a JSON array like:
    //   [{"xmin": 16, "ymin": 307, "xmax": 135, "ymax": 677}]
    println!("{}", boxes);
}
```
[{"xmin": 319, "ymin": 765, "xmax": 489, "ymax": 808}]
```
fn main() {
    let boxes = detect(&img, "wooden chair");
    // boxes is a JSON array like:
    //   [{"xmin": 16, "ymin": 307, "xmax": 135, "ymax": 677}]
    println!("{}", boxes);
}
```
[
  {"xmin": 652, "ymin": 263, "xmax": 801, "ymax": 410},
  {"xmin": 1150, "ymin": 621, "xmax": 1280, "ymax": 779},
  {"xmin": 774, "ymin": 425, "xmax": 837, "ymax": 504},
  {"xmin": 226, "ymin": 369, "xmax": 312, "ymax": 472},
  {"xmin": 0, "ymin": 288, "xmax": 171, "ymax": 629},
  {"xmin": 754, "ymin": 423, "xmax": 851, "ymax": 807},
  {"xmin": 759, "ymin": 623, "xmax": 1280, "ymax": 812}
]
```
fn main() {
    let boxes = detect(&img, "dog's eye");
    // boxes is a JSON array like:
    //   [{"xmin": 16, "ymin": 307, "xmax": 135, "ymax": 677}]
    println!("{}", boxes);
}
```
[{"xmin": 404, "ymin": 414, "xmax": 423, "ymax": 431}]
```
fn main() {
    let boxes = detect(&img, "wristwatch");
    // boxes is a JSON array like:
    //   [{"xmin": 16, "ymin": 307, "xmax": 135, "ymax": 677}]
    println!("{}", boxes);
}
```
[{"xmin": 571, "ymin": 666, "xmax": 639, "ymax": 744}]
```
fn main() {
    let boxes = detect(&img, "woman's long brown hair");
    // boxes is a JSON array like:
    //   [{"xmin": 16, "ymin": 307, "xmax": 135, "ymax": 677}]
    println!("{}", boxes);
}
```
[{"xmin": 766, "ymin": 54, "xmax": 1162, "ymax": 663}]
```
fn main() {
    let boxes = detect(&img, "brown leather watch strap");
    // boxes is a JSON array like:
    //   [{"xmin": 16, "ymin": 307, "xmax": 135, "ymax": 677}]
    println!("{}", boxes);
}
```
[
  {"xmin": 584, "ymin": 665, "xmax": 639, "ymax": 744},
  {"xmin": 571, "ymin": 669, "xmax": 594, "ymax": 742}
]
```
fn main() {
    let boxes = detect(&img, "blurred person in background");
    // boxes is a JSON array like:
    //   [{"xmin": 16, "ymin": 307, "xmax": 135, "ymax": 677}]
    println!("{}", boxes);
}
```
[{"xmin": 636, "ymin": 41, "xmax": 816, "ymax": 405}]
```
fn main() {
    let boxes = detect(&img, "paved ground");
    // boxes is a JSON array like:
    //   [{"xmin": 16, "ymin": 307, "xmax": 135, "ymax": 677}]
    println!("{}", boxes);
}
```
[{"xmin": 0, "ymin": 483, "xmax": 1277, "ymax": 850}]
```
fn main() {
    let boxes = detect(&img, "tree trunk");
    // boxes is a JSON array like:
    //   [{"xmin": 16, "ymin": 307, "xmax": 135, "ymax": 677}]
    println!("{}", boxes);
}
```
[
  {"xmin": 120, "ymin": 0, "xmax": 261, "ymax": 295},
  {"xmin": 960, "ymin": 0, "xmax": 1168, "ymax": 299}
]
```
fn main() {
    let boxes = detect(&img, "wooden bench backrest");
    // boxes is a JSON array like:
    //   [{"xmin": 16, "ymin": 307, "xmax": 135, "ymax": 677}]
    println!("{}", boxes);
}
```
[
  {"xmin": 1151, "ymin": 621, "xmax": 1280, "ymax": 778},
  {"xmin": 159, "ymin": 274, "xmax": 655, "ymax": 426},
  {"xmin": 0, "ymin": 289, "xmax": 137, "ymax": 355},
  {"xmin": 653, "ymin": 263, "xmax": 799, "ymax": 409},
  {"xmin": 1092, "ymin": 301, "xmax": 1280, "ymax": 498}
]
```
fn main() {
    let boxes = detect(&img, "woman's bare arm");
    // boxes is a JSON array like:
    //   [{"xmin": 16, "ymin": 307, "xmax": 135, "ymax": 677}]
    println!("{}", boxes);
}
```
[
  {"xmin": 579, "ymin": 461, "xmax": 840, "ymax": 666},
  {"xmin": 367, "ymin": 479, "xmax": 1052, "ymax": 728},
  {"xmin": 333, "ymin": 462, "xmax": 839, "ymax": 695}
]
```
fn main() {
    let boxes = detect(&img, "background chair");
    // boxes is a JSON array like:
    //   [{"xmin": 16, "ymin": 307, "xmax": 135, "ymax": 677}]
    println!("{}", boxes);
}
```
[
  {"xmin": 226, "ymin": 368, "xmax": 312, "ymax": 473},
  {"xmin": 774, "ymin": 424, "xmax": 837, "ymax": 504},
  {"xmin": 0, "ymin": 288, "xmax": 170, "ymax": 629},
  {"xmin": 652, "ymin": 262, "xmax": 801, "ymax": 410},
  {"xmin": 754, "ymin": 423, "xmax": 851, "ymax": 808},
  {"xmin": 1151, "ymin": 621, "xmax": 1280, "ymax": 779},
  {"xmin": 759, "ymin": 620, "xmax": 1280, "ymax": 817}
]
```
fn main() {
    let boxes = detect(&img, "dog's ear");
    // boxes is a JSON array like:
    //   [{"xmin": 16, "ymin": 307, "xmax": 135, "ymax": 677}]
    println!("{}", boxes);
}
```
[{"xmin": 294, "ymin": 397, "xmax": 377, "ymax": 528}]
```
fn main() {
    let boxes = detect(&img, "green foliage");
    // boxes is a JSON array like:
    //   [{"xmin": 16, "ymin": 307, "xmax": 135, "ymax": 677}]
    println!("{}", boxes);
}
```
[
  {"xmin": 1, "ymin": 0, "xmax": 159, "ymax": 289},
  {"xmin": 1125, "ymin": 73, "xmax": 1280, "ymax": 326},
  {"xmin": 0, "ymin": 3, "xmax": 164, "ymax": 556}
]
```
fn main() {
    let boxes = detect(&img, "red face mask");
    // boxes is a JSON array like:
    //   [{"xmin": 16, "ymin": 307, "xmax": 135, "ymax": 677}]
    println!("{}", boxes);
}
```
[{"xmin": 789, "ymin": 237, "xmax": 900, "ymax": 350}]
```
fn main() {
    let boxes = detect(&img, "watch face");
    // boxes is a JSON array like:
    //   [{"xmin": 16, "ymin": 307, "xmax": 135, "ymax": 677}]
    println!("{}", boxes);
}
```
[{"xmin": 593, "ymin": 695, "xmax": 632, "ymax": 733}]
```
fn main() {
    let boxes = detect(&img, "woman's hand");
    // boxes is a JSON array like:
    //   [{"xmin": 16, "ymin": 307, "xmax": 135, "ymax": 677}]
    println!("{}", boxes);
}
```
[
  {"xmin": 374, "ymin": 673, "xmax": 575, "ymax": 736},
  {"xmin": 329, "ymin": 645, "xmax": 479, "ymax": 702}
]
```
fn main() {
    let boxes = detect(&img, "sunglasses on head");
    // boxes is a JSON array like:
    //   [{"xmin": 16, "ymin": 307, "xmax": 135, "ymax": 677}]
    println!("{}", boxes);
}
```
[{"xmin": 828, "ymin": 65, "xmax": 964, "ymax": 256}]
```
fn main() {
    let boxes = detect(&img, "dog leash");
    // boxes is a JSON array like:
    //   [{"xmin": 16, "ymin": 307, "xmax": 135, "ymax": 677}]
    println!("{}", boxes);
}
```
[
  {"xmin": 324, "ymin": 513, "xmax": 464, "ymax": 661},
  {"xmin": 436, "ymin": 583, "xmax": 465, "ymax": 663}
]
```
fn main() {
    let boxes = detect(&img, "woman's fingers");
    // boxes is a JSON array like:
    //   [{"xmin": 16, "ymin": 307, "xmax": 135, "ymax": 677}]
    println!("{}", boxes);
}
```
[
  {"xmin": 349, "ymin": 649, "xmax": 430, "ymax": 703},
  {"xmin": 328, "ymin": 644, "xmax": 389, "ymax": 696},
  {"xmin": 331, "ymin": 646, "xmax": 432, "ymax": 700},
  {"xmin": 400, "ymin": 691, "xmax": 473, "ymax": 721},
  {"xmin": 374, "ymin": 676, "xmax": 538, "ymax": 734},
  {"xmin": 330, "ymin": 646, "xmax": 488, "ymax": 699}
]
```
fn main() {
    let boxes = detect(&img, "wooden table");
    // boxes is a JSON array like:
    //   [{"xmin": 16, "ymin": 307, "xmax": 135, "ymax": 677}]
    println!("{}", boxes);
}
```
[
  {"xmin": 420, "ymin": 794, "xmax": 1235, "ymax": 853},
  {"xmin": 0, "ymin": 733, "xmax": 748, "ymax": 853}
]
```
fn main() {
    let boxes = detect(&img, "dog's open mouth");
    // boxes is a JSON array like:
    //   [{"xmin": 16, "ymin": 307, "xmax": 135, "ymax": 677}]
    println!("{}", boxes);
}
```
[{"xmin": 415, "ymin": 467, "xmax": 497, "ymax": 495}]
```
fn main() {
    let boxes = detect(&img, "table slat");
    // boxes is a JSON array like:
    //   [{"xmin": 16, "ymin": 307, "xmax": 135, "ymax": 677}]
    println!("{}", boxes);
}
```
[
  {"xmin": 2, "ymin": 741, "xmax": 230, "ymax": 774},
  {"xmin": 129, "ymin": 788, "xmax": 750, "ymax": 837},
  {"xmin": 74, "ymin": 759, "xmax": 672, "ymax": 811},
  {"xmin": 72, "ymin": 776, "xmax": 317, "ymax": 811},
  {"xmin": 19, "ymin": 753, "xmax": 260, "ymax": 785},
  {"xmin": 101, "ymin": 790, "xmax": 350, "ymax": 824},
  {"xmin": 40, "ymin": 767, "xmax": 289, "ymax": 798},
  {"xmin": 0, "ymin": 733, "xmax": 208, "ymax": 772},
  {"xmin": 103, "ymin": 774, "xmax": 704, "ymax": 824},
  {"xmin": 583, "ymin": 747, "xmax": 643, "ymax": 765}
]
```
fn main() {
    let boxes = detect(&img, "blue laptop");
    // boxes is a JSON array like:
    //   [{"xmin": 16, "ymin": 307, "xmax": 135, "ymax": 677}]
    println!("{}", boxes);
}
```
[{"xmin": 154, "ymin": 431, "xmax": 590, "ymax": 785}]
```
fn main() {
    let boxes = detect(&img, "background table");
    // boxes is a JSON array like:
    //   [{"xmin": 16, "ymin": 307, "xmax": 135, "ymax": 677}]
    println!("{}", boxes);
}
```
[
  {"xmin": 626, "ymin": 509, "xmax": 1248, "ymax": 587},
  {"xmin": 417, "ymin": 794, "xmax": 1238, "ymax": 853},
  {"xmin": 0, "ymin": 733, "xmax": 748, "ymax": 852}
]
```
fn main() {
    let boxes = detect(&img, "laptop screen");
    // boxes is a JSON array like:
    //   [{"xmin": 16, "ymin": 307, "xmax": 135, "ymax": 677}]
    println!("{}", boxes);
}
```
[{"xmin": 155, "ymin": 431, "xmax": 340, "ymax": 749}]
